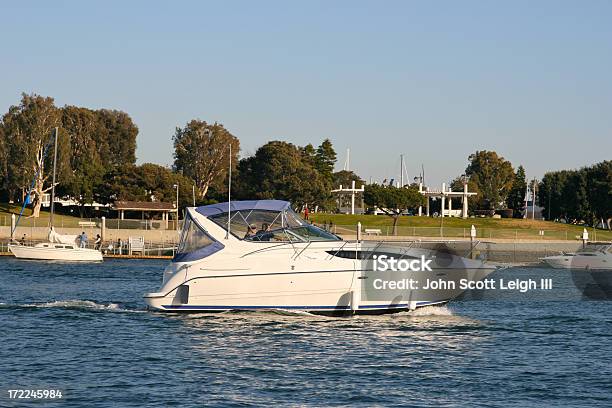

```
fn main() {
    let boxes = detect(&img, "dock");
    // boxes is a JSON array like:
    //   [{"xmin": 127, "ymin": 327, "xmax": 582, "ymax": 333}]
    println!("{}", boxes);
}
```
[{"xmin": 0, "ymin": 252, "xmax": 172, "ymax": 260}]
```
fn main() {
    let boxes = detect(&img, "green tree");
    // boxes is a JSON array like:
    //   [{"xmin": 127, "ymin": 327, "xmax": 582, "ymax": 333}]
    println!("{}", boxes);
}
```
[
  {"xmin": 586, "ymin": 161, "xmax": 611, "ymax": 225},
  {"xmin": 564, "ymin": 170, "xmax": 591, "ymax": 223},
  {"xmin": 60, "ymin": 106, "xmax": 105, "ymax": 213},
  {"xmin": 539, "ymin": 162, "xmax": 611, "ymax": 226},
  {"xmin": 173, "ymin": 120, "xmax": 239, "ymax": 199},
  {"xmin": 364, "ymin": 184, "xmax": 425, "ymax": 235},
  {"xmin": 301, "ymin": 144, "xmax": 317, "ymax": 164},
  {"xmin": 96, "ymin": 109, "xmax": 138, "ymax": 167},
  {"xmin": 99, "ymin": 164, "xmax": 143, "ymax": 203},
  {"xmin": 99, "ymin": 163, "xmax": 194, "ymax": 211},
  {"xmin": 0, "ymin": 93, "xmax": 63, "ymax": 217},
  {"xmin": 539, "ymin": 170, "xmax": 570, "ymax": 220},
  {"xmin": 506, "ymin": 165, "xmax": 527, "ymax": 216},
  {"xmin": 465, "ymin": 150, "xmax": 514, "ymax": 210},
  {"xmin": 332, "ymin": 170, "xmax": 364, "ymax": 189},
  {"xmin": 315, "ymin": 139, "xmax": 337, "ymax": 178},
  {"xmin": 236, "ymin": 141, "xmax": 328, "ymax": 207},
  {"xmin": 137, "ymin": 163, "xmax": 195, "ymax": 209}
]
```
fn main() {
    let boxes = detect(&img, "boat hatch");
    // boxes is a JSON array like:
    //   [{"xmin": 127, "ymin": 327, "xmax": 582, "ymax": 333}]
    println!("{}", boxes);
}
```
[{"xmin": 173, "ymin": 214, "xmax": 224, "ymax": 262}]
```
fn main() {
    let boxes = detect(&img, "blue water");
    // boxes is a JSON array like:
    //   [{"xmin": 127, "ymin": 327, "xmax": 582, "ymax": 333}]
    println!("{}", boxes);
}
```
[{"xmin": 1, "ymin": 258, "xmax": 611, "ymax": 407}]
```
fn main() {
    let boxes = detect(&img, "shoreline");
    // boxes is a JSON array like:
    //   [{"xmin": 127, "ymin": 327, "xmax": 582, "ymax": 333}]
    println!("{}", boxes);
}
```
[{"xmin": 0, "ymin": 236, "xmax": 594, "ymax": 264}]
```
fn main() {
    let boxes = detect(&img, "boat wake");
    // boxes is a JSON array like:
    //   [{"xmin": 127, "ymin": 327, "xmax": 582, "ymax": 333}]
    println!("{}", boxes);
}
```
[
  {"xmin": 269, "ymin": 308, "xmax": 318, "ymax": 317},
  {"xmin": 408, "ymin": 305, "xmax": 454, "ymax": 317},
  {"xmin": 0, "ymin": 300, "xmax": 144, "ymax": 313}
]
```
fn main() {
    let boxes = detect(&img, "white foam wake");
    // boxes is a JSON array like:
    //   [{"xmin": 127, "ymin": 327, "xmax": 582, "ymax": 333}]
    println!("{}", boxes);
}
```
[
  {"xmin": 270, "ymin": 308, "xmax": 317, "ymax": 317},
  {"xmin": 31, "ymin": 300, "xmax": 121, "ymax": 310},
  {"xmin": 1, "ymin": 300, "xmax": 143, "ymax": 312},
  {"xmin": 409, "ymin": 305, "xmax": 454, "ymax": 316}
]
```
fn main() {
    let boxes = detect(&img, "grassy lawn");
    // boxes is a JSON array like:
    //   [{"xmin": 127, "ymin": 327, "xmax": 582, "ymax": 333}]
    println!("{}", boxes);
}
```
[
  {"xmin": 0, "ymin": 203, "xmax": 90, "ymax": 228},
  {"xmin": 310, "ymin": 213, "xmax": 612, "ymax": 240}
]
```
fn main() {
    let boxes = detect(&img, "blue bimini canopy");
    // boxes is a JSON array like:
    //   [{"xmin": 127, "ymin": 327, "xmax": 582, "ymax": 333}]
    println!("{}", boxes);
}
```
[{"xmin": 196, "ymin": 200, "xmax": 291, "ymax": 218}]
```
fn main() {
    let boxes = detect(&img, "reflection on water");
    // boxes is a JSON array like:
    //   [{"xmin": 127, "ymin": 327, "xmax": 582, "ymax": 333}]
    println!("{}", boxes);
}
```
[{"xmin": 176, "ymin": 304, "xmax": 488, "ymax": 387}]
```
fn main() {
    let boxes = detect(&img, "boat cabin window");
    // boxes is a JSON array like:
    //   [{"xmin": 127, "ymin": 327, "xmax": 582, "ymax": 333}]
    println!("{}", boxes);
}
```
[
  {"xmin": 65, "ymin": 246, "xmax": 73, "ymax": 249},
  {"xmin": 173, "ymin": 214, "xmax": 224, "ymax": 262},
  {"xmin": 177, "ymin": 215, "xmax": 215, "ymax": 254},
  {"xmin": 208, "ymin": 208, "xmax": 340, "ymax": 242}
]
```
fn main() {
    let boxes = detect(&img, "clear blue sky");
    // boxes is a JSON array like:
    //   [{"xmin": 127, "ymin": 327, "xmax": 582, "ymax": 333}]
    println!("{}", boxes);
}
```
[{"xmin": 1, "ymin": 1, "xmax": 611, "ymax": 187}]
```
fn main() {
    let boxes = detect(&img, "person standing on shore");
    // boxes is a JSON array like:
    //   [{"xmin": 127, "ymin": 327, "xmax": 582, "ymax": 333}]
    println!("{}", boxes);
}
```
[{"xmin": 304, "ymin": 205, "xmax": 309, "ymax": 221}]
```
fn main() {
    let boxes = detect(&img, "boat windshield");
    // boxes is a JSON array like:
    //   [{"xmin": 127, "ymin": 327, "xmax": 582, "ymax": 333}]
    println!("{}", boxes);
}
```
[
  {"xmin": 208, "ymin": 208, "xmax": 340, "ymax": 242},
  {"xmin": 174, "ymin": 214, "xmax": 224, "ymax": 262},
  {"xmin": 582, "ymin": 244, "xmax": 612, "ymax": 254}
]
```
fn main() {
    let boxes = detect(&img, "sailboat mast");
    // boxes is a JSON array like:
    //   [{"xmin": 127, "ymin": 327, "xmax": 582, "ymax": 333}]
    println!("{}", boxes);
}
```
[
  {"xmin": 400, "ymin": 154, "xmax": 404, "ymax": 187},
  {"xmin": 49, "ymin": 127, "xmax": 59, "ymax": 228}
]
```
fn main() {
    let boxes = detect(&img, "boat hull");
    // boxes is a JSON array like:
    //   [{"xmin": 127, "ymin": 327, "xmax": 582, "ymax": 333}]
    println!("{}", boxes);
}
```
[
  {"xmin": 541, "ymin": 255, "xmax": 611, "ymax": 270},
  {"xmin": 9, "ymin": 244, "xmax": 103, "ymax": 262},
  {"xmin": 144, "ymin": 267, "xmax": 495, "ymax": 314}
]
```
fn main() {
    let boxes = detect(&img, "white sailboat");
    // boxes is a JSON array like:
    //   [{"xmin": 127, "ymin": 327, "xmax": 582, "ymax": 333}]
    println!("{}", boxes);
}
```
[{"xmin": 8, "ymin": 128, "xmax": 103, "ymax": 262}]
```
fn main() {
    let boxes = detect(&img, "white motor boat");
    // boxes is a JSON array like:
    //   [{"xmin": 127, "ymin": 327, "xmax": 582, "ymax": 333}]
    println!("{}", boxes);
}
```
[
  {"xmin": 540, "ymin": 244, "xmax": 612, "ymax": 270},
  {"xmin": 144, "ymin": 200, "xmax": 496, "ymax": 315},
  {"xmin": 9, "ymin": 241, "xmax": 103, "ymax": 262}
]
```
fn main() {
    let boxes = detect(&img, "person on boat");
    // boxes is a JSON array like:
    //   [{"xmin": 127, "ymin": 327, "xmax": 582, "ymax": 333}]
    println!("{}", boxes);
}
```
[
  {"xmin": 79, "ymin": 232, "xmax": 88, "ymax": 248},
  {"xmin": 244, "ymin": 224, "xmax": 257, "ymax": 239},
  {"xmin": 20, "ymin": 234, "xmax": 26, "ymax": 245},
  {"xmin": 255, "ymin": 223, "xmax": 273, "ymax": 241},
  {"xmin": 94, "ymin": 234, "xmax": 101, "ymax": 250}
]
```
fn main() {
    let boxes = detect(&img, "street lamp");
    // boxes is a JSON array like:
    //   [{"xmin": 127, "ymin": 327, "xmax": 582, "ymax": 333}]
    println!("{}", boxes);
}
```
[{"xmin": 173, "ymin": 183, "xmax": 179, "ymax": 234}]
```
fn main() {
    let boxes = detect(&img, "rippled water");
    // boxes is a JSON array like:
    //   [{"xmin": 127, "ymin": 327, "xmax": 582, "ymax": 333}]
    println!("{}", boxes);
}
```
[{"xmin": 1, "ymin": 258, "xmax": 611, "ymax": 407}]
